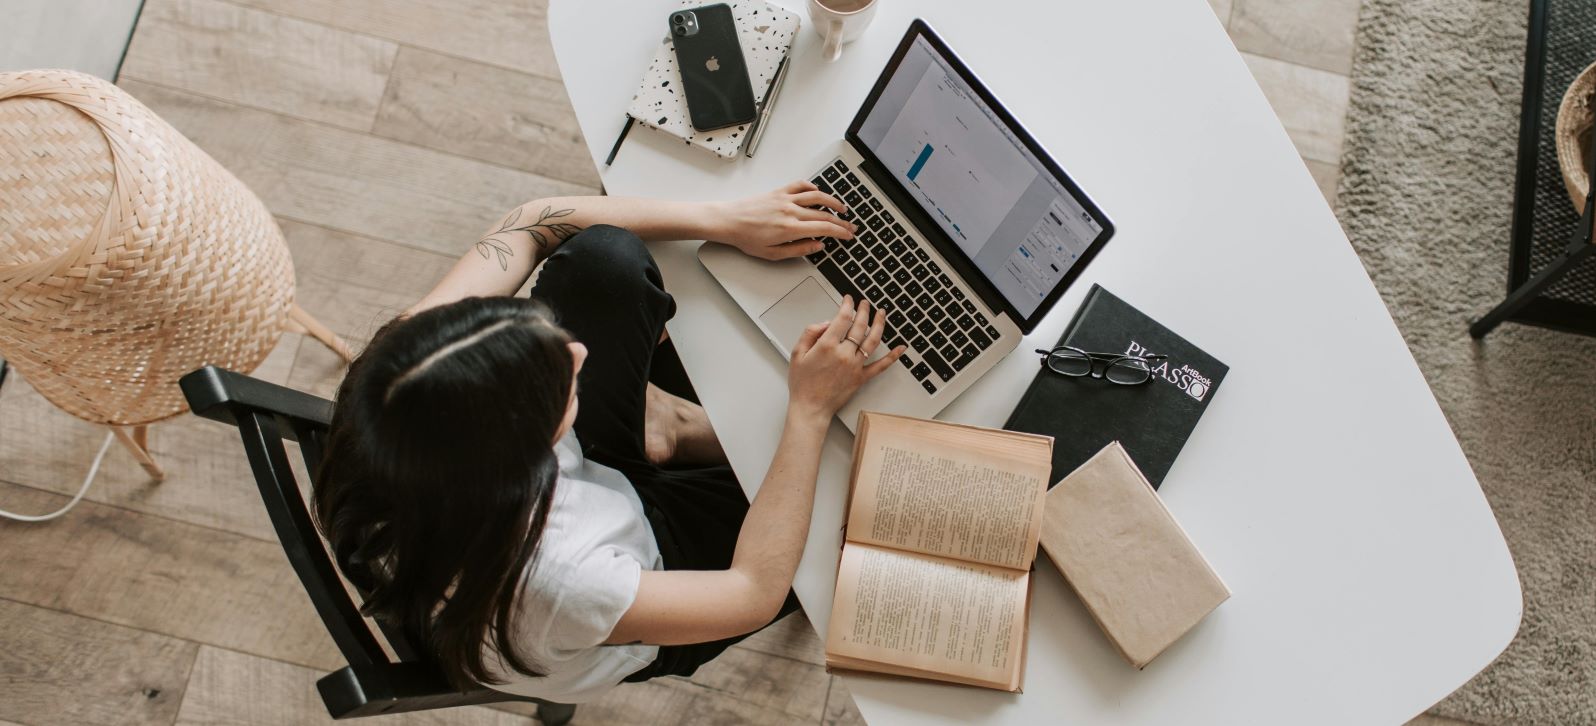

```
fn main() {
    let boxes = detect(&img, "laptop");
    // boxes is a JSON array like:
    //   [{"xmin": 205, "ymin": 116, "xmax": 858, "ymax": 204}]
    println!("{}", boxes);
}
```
[{"xmin": 699, "ymin": 19, "xmax": 1114, "ymax": 431}]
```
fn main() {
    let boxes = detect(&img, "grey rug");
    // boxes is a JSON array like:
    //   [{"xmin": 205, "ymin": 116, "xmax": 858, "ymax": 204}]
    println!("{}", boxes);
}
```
[{"xmin": 1341, "ymin": 0, "xmax": 1596, "ymax": 723}]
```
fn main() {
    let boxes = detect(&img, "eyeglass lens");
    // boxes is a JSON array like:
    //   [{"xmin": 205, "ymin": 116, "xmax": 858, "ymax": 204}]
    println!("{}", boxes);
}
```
[
  {"xmin": 1046, "ymin": 348, "xmax": 1093, "ymax": 376},
  {"xmin": 1104, "ymin": 357, "xmax": 1152, "ymax": 385}
]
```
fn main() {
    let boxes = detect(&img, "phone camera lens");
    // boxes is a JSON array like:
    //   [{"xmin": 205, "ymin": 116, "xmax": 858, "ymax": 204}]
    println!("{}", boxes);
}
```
[
  {"xmin": 672, "ymin": 25, "xmax": 686, "ymax": 35},
  {"xmin": 671, "ymin": 14, "xmax": 685, "ymax": 24}
]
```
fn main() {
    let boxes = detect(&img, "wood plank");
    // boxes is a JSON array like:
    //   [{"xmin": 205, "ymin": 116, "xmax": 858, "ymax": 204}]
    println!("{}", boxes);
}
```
[
  {"xmin": 0, "ymin": 334, "xmax": 300, "ymax": 543},
  {"xmin": 1240, "ymin": 52, "xmax": 1350, "ymax": 165},
  {"xmin": 0, "ymin": 599, "xmax": 198, "ymax": 726},
  {"xmin": 1406, "ymin": 714, "xmax": 1478, "ymax": 726},
  {"xmin": 283, "ymin": 218, "xmax": 456, "ymax": 343},
  {"xmin": 736, "ymin": 611, "xmax": 825, "ymax": 666},
  {"xmin": 684, "ymin": 643, "xmax": 830, "ymax": 722},
  {"xmin": 374, "ymin": 46, "xmax": 600, "ymax": 187},
  {"xmin": 1305, "ymin": 158, "xmax": 1340, "ymax": 205},
  {"xmin": 1207, "ymin": 0, "xmax": 1233, "ymax": 28},
  {"xmin": 120, "ymin": 0, "xmax": 397, "ymax": 131},
  {"xmin": 288, "ymin": 334, "xmax": 349, "ymax": 401},
  {"xmin": 1230, "ymin": 0, "xmax": 1361, "ymax": 75},
  {"xmin": 823, "ymin": 676, "xmax": 867, "ymax": 726},
  {"xmin": 175, "ymin": 645, "xmax": 528, "ymax": 725},
  {"xmin": 115, "ymin": 79, "xmax": 596, "ymax": 258},
  {"xmin": 226, "ymin": 0, "xmax": 559, "ymax": 79},
  {"xmin": 572, "ymin": 676, "xmax": 813, "ymax": 726},
  {"xmin": 494, "ymin": 678, "xmax": 692, "ymax": 725},
  {"xmin": 0, "ymin": 480, "xmax": 344, "ymax": 672},
  {"xmin": 2, "ymin": 0, "xmax": 144, "ymax": 81}
]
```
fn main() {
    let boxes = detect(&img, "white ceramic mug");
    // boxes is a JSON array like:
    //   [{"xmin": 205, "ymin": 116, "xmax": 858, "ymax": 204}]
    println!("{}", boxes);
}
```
[{"xmin": 808, "ymin": 0, "xmax": 878, "ymax": 62}]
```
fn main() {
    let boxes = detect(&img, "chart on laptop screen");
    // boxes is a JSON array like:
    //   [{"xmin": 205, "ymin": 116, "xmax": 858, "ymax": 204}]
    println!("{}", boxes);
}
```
[
  {"xmin": 857, "ymin": 36, "xmax": 1103, "ymax": 318},
  {"xmin": 876, "ymin": 66, "xmax": 1036, "ymax": 255}
]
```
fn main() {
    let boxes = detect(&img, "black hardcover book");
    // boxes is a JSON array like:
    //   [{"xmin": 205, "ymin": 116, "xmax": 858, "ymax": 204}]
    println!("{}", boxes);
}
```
[{"xmin": 1004, "ymin": 285, "xmax": 1227, "ymax": 489}]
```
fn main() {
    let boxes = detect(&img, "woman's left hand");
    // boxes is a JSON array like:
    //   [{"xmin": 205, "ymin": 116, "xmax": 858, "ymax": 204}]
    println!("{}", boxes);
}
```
[{"xmin": 708, "ymin": 181, "xmax": 857, "ymax": 260}]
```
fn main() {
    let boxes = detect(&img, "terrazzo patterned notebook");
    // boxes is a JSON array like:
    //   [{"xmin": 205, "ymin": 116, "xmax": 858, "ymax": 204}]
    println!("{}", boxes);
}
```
[{"xmin": 628, "ymin": 1, "xmax": 800, "ymax": 159}]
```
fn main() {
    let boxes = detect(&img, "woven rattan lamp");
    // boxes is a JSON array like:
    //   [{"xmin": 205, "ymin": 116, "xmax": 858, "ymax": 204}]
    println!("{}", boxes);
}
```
[{"xmin": 0, "ymin": 69, "xmax": 352, "ymax": 481}]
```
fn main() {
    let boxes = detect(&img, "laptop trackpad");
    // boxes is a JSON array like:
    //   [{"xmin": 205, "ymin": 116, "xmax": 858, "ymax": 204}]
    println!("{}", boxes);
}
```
[{"xmin": 759, "ymin": 277, "xmax": 841, "ymax": 354}]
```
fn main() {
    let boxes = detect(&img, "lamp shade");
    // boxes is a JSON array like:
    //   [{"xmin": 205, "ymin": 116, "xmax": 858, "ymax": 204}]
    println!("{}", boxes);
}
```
[{"xmin": 0, "ymin": 70, "xmax": 294, "ymax": 426}]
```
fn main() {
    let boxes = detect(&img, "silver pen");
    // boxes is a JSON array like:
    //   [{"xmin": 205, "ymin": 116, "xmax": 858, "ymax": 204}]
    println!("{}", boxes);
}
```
[{"xmin": 745, "ymin": 56, "xmax": 791, "ymax": 158}]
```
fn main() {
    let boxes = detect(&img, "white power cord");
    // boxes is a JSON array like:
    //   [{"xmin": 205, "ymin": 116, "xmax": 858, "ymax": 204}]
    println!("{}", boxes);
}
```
[{"xmin": 0, "ymin": 431, "xmax": 115, "ymax": 522}]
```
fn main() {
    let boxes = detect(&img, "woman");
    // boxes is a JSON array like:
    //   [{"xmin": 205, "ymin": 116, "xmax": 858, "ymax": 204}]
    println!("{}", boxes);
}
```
[{"xmin": 313, "ymin": 181, "xmax": 904, "ymax": 704}]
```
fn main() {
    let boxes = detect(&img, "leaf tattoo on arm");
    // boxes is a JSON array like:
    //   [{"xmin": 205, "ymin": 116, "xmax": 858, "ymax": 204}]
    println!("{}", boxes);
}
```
[{"xmin": 475, "ymin": 206, "xmax": 584, "ymax": 271}]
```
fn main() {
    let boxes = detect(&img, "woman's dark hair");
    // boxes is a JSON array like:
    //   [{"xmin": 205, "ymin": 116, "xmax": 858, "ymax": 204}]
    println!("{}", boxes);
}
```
[{"xmin": 312, "ymin": 296, "xmax": 575, "ymax": 688}]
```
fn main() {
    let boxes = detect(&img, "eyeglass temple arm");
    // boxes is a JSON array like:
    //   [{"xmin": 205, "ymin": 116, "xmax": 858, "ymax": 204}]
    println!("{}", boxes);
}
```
[{"xmin": 1036, "ymin": 348, "xmax": 1170, "ymax": 361}]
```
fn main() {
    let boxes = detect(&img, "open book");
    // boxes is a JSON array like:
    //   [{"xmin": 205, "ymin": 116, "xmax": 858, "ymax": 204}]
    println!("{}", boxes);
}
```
[{"xmin": 825, "ymin": 412, "xmax": 1053, "ymax": 692}]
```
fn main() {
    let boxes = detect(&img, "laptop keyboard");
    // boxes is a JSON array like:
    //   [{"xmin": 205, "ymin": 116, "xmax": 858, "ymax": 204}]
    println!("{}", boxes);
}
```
[{"xmin": 806, "ymin": 159, "xmax": 1002, "ymax": 396}]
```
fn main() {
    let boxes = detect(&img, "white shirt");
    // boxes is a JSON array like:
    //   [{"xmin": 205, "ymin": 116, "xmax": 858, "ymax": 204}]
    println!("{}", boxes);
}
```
[{"xmin": 484, "ymin": 431, "xmax": 663, "ymax": 703}]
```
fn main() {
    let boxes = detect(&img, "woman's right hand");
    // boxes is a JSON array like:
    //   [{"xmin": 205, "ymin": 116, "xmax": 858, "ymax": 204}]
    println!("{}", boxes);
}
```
[
  {"xmin": 787, "ymin": 295, "xmax": 906, "ymax": 421},
  {"xmin": 708, "ymin": 181, "xmax": 856, "ymax": 261}
]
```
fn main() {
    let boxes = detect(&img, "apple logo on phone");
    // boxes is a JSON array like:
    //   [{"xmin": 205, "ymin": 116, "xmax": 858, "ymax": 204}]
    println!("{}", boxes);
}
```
[{"xmin": 705, "ymin": 56, "xmax": 721, "ymax": 72}]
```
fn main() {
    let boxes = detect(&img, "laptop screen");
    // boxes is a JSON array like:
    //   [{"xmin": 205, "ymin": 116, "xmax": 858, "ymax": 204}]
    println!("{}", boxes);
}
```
[{"xmin": 854, "ymin": 33, "xmax": 1105, "ymax": 319}]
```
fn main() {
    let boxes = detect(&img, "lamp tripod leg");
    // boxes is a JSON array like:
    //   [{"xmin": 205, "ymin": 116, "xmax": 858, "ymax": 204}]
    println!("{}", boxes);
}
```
[
  {"xmin": 288, "ymin": 303, "xmax": 355, "ymax": 363},
  {"xmin": 112, "ymin": 425, "xmax": 166, "ymax": 481}
]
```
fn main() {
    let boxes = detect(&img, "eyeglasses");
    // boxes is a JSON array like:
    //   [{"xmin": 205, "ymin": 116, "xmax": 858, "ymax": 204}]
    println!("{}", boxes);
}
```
[{"xmin": 1034, "ymin": 346, "xmax": 1167, "ymax": 385}]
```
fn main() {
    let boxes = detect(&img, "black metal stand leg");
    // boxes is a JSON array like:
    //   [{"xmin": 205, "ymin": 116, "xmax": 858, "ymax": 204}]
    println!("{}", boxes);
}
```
[
  {"xmin": 1471, "ymin": 243, "xmax": 1595, "ymax": 338},
  {"xmin": 1478, "ymin": 76, "xmax": 1596, "ymax": 339},
  {"xmin": 536, "ymin": 701, "xmax": 576, "ymax": 726}
]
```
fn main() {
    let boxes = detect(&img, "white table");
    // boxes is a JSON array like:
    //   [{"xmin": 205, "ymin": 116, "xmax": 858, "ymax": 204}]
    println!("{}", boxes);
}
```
[{"xmin": 548, "ymin": 2, "xmax": 1522, "ymax": 723}]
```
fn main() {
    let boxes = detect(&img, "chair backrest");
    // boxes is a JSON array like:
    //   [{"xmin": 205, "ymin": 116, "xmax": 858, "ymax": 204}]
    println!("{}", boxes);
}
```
[{"xmin": 179, "ymin": 365, "xmax": 537, "ymax": 718}]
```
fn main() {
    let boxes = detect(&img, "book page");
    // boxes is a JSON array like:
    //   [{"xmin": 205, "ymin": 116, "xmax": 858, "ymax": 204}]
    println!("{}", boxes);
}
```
[
  {"xmin": 846, "ymin": 413, "xmax": 1051, "ymax": 570},
  {"xmin": 825, "ymin": 543, "xmax": 1028, "ymax": 689},
  {"xmin": 826, "ymin": 654, "xmax": 1021, "ymax": 692}
]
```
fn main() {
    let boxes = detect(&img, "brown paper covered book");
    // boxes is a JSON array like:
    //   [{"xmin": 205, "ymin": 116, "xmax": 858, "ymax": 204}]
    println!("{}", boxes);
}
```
[
  {"xmin": 1039, "ymin": 442, "xmax": 1229, "ymax": 669},
  {"xmin": 824, "ymin": 412, "xmax": 1053, "ymax": 692}
]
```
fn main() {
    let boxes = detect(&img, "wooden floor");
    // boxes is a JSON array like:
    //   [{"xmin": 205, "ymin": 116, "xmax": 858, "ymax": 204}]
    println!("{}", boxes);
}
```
[{"xmin": 0, "ymin": 0, "xmax": 1471, "ymax": 724}]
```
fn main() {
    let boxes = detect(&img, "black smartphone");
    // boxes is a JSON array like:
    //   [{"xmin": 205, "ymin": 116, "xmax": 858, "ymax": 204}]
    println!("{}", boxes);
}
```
[{"xmin": 669, "ymin": 4, "xmax": 757, "ymax": 131}]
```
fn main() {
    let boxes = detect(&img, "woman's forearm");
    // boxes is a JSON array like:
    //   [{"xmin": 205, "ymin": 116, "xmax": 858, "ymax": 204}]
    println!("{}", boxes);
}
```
[
  {"xmin": 606, "ymin": 299, "xmax": 892, "ymax": 646},
  {"xmin": 606, "ymin": 405, "xmax": 829, "ymax": 646},
  {"xmin": 727, "ymin": 406, "xmax": 830, "ymax": 619},
  {"xmin": 409, "ymin": 183, "xmax": 854, "ymax": 316},
  {"xmin": 409, "ymin": 195, "xmax": 729, "ymax": 315}
]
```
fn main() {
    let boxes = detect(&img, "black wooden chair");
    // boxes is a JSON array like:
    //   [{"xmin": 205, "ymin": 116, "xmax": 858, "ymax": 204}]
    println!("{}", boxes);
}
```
[{"xmin": 180, "ymin": 365, "xmax": 575, "ymax": 723}]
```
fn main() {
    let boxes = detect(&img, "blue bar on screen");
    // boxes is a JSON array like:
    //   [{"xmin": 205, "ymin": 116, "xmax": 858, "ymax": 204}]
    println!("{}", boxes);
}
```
[{"xmin": 907, "ymin": 143, "xmax": 933, "ymax": 181}]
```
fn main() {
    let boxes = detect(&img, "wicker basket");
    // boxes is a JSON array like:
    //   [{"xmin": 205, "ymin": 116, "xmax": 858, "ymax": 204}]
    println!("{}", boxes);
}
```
[
  {"xmin": 0, "ymin": 70, "xmax": 349, "ymax": 479},
  {"xmin": 1555, "ymin": 60, "xmax": 1595, "ymax": 213}
]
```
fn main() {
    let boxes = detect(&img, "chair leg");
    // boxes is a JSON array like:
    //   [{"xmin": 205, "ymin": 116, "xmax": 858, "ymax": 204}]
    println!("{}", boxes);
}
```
[
  {"xmin": 111, "ymin": 425, "xmax": 166, "ymax": 481},
  {"xmin": 289, "ymin": 303, "xmax": 355, "ymax": 363},
  {"xmin": 1469, "ymin": 244, "xmax": 1594, "ymax": 338},
  {"xmin": 535, "ymin": 701, "xmax": 576, "ymax": 726}
]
